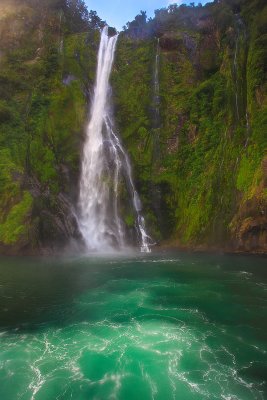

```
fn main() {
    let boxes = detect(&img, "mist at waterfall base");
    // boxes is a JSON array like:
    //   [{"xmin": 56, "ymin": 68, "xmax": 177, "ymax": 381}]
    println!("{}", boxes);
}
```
[
  {"xmin": 79, "ymin": 27, "xmax": 151, "ymax": 253},
  {"xmin": 0, "ymin": 253, "xmax": 267, "ymax": 400}
]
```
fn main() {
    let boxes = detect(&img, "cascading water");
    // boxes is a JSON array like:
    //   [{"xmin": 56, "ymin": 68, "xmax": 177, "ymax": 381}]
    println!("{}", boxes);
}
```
[
  {"xmin": 153, "ymin": 38, "xmax": 160, "ymax": 130},
  {"xmin": 233, "ymin": 15, "xmax": 246, "ymax": 122},
  {"xmin": 233, "ymin": 15, "xmax": 250, "ymax": 147},
  {"xmin": 150, "ymin": 38, "xmax": 162, "ymax": 221},
  {"xmin": 233, "ymin": 40, "xmax": 239, "ymax": 121},
  {"xmin": 152, "ymin": 38, "xmax": 161, "ymax": 160},
  {"xmin": 245, "ymin": 110, "xmax": 250, "ymax": 147},
  {"xmin": 79, "ymin": 27, "xmax": 151, "ymax": 253}
]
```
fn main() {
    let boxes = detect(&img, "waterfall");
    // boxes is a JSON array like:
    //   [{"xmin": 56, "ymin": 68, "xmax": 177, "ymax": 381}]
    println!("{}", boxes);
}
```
[
  {"xmin": 154, "ymin": 38, "xmax": 160, "ymax": 126},
  {"xmin": 233, "ymin": 15, "xmax": 245, "ymax": 122},
  {"xmin": 79, "ymin": 27, "xmax": 151, "ymax": 253},
  {"xmin": 233, "ymin": 15, "xmax": 250, "ymax": 148},
  {"xmin": 58, "ymin": 11, "xmax": 64, "ymax": 54},
  {"xmin": 233, "ymin": 15, "xmax": 248, "ymax": 124},
  {"xmin": 152, "ymin": 38, "xmax": 161, "ymax": 156},
  {"xmin": 245, "ymin": 111, "xmax": 250, "ymax": 147},
  {"xmin": 233, "ymin": 31, "xmax": 240, "ymax": 122},
  {"xmin": 150, "ymin": 38, "xmax": 161, "ymax": 222},
  {"xmin": 152, "ymin": 38, "xmax": 161, "ymax": 158}
]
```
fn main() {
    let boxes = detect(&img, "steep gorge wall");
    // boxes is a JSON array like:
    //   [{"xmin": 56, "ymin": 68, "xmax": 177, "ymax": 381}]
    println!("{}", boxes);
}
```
[
  {"xmin": 112, "ymin": 0, "xmax": 267, "ymax": 253},
  {"xmin": 0, "ymin": 0, "xmax": 99, "ymax": 253},
  {"xmin": 0, "ymin": 0, "xmax": 266, "ymax": 254}
]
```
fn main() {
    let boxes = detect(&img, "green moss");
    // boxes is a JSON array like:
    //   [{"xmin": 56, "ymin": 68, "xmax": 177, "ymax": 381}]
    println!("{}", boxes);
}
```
[
  {"xmin": 113, "ymin": 0, "xmax": 267, "ymax": 247},
  {"xmin": 0, "ymin": 149, "xmax": 21, "ymax": 215},
  {"xmin": 125, "ymin": 214, "xmax": 135, "ymax": 228},
  {"xmin": 237, "ymin": 152, "xmax": 260, "ymax": 194},
  {"xmin": 0, "ymin": 191, "xmax": 33, "ymax": 245},
  {"xmin": 0, "ymin": 0, "xmax": 266, "ymax": 250},
  {"xmin": 0, "ymin": 1, "xmax": 100, "ymax": 249}
]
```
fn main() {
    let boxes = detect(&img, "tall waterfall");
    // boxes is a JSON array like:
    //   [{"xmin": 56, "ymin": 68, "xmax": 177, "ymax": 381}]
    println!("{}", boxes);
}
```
[
  {"xmin": 233, "ymin": 32, "xmax": 240, "ymax": 122},
  {"xmin": 152, "ymin": 38, "xmax": 161, "ymax": 161},
  {"xmin": 233, "ymin": 15, "xmax": 247, "ymax": 124},
  {"xmin": 154, "ymin": 38, "xmax": 160, "ymax": 128},
  {"xmin": 79, "ymin": 27, "xmax": 151, "ymax": 253}
]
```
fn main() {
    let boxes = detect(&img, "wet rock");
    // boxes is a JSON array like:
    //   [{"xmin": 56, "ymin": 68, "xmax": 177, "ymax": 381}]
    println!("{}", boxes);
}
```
[{"xmin": 159, "ymin": 33, "xmax": 183, "ymax": 51}]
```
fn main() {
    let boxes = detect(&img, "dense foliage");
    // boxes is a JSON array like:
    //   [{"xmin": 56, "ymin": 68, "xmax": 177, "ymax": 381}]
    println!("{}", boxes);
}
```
[
  {"xmin": 0, "ymin": 0, "xmax": 266, "ymax": 253},
  {"xmin": 113, "ymin": 0, "xmax": 267, "ymax": 251},
  {"xmin": 0, "ymin": 0, "xmax": 102, "ymax": 252}
]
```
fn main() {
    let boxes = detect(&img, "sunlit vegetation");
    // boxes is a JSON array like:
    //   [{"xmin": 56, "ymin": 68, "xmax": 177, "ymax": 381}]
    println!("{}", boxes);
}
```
[
  {"xmin": 113, "ymin": 0, "xmax": 267, "ymax": 250},
  {"xmin": 0, "ymin": 0, "xmax": 266, "ymax": 253}
]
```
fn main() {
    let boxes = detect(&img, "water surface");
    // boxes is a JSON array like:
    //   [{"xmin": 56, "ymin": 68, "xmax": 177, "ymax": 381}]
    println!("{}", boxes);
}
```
[{"xmin": 0, "ymin": 252, "xmax": 266, "ymax": 399}]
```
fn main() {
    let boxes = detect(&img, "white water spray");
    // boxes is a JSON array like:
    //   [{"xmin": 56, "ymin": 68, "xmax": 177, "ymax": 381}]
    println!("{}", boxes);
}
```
[{"xmin": 79, "ymin": 27, "xmax": 151, "ymax": 253}]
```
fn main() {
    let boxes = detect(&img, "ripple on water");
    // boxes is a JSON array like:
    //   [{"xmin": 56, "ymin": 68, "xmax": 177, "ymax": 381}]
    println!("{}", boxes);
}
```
[
  {"xmin": 0, "ymin": 256, "xmax": 266, "ymax": 400},
  {"xmin": 1, "ymin": 316, "xmax": 265, "ymax": 399}
]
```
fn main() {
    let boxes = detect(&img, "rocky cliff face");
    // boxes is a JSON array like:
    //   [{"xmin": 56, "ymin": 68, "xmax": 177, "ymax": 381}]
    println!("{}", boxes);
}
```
[
  {"xmin": 0, "ymin": 0, "xmax": 266, "ymax": 254},
  {"xmin": 0, "ymin": 0, "xmax": 99, "ymax": 254},
  {"xmin": 112, "ymin": 0, "xmax": 267, "ymax": 253}
]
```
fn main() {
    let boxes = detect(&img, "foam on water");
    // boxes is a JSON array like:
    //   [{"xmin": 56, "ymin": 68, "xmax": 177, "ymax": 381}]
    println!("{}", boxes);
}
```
[
  {"xmin": 0, "ymin": 254, "xmax": 266, "ymax": 399},
  {"xmin": 79, "ymin": 27, "xmax": 151, "ymax": 253}
]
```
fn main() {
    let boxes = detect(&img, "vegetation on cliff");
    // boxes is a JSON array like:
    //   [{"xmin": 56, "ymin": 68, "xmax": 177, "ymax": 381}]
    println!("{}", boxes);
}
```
[
  {"xmin": 113, "ymin": 0, "xmax": 267, "ymax": 252},
  {"xmin": 0, "ymin": 0, "xmax": 103, "ymax": 252},
  {"xmin": 0, "ymin": 0, "xmax": 266, "ymax": 253}
]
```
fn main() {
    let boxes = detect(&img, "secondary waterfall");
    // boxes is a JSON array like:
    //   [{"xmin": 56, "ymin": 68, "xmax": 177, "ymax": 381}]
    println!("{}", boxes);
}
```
[
  {"xmin": 79, "ymin": 27, "xmax": 151, "ymax": 253},
  {"xmin": 153, "ymin": 38, "xmax": 160, "ymax": 129},
  {"xmin": 150, "ymin": 38, "xmax": 161, "ymax": 220}
]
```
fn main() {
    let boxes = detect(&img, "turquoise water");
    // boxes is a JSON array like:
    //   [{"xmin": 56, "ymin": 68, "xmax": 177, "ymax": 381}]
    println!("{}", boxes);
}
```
[{"xmin": 0, "ymin": 252, "xmax": 266, "ymax": 400}]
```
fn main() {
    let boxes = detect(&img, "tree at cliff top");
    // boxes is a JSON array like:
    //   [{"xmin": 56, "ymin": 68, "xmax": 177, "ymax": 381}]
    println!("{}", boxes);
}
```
[
  {"xmin": 0, "ymin": 0, "xmax": 266, "ymax": 254},
  {"xmin": 0, "ymin": 0, "xmax": 105, "ymax": 253},
  {"xmin": 113, "ymin": 0, "xmax": 267, "ymax": 252}
]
